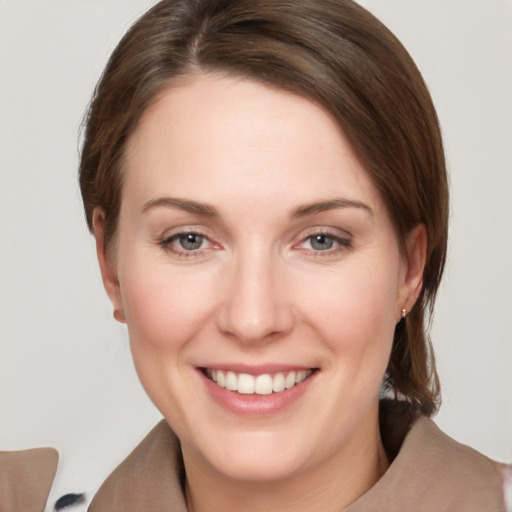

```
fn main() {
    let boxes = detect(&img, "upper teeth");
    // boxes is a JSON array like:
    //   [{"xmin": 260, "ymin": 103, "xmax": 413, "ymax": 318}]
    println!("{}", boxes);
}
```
[{"xmin": 206, "ymin": 369, "xmax": 312, "ymax": 395}]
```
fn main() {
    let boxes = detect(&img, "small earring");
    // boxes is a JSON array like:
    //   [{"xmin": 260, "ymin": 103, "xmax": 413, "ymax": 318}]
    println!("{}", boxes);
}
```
[{"xmin": 401, "ymin": 309, "xmax": 407, "ymax": 318}]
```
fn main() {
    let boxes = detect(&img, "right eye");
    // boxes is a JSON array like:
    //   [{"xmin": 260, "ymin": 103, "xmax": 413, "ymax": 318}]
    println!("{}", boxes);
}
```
[{"xmin": 158, "ymin": 231, "xmax": 212, "ymax": 257}]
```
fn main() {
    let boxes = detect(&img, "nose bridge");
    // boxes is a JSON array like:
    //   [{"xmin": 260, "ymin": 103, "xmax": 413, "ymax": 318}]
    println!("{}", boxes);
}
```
[{"xmin": 218, "ymin": 242, "xmax": 295, "ymax": 343}]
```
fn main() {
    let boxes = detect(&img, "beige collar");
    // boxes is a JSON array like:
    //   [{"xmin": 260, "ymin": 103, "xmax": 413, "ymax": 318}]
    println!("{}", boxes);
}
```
[
  {"xmin": 88, "ymin": 407, "xmax": 505, "ymax": 511},
  {"xmin": 346, "ymin": 416, "xmax": 504, "ymax": 511}
]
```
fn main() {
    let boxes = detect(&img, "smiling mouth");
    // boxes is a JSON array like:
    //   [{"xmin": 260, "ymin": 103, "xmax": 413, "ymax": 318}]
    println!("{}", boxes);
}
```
[{"xmin": 203, "ymin": 368, "xmax": 315, "ymax": 395}]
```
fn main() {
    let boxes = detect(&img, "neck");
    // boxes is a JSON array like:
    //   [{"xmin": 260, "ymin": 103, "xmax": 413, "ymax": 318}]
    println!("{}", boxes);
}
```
[{"xmin": 183, "ymin": 415, "xmax": 388, "ymax": 512}]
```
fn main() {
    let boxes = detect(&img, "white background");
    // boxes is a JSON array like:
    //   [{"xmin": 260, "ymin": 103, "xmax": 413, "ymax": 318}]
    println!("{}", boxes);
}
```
[{"xmin": 1, "ymin": 0, "xmax": 511, "ymax": 502}]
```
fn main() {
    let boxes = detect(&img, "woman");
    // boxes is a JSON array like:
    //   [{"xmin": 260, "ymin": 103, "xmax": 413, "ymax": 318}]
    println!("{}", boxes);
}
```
[
  {"xmin": 75, "ymin": 0, "xmax": 510, "ymax": 509},
  {"xmin": 0, "ymin": 0, "xmax": 508, "ymax": 511}
]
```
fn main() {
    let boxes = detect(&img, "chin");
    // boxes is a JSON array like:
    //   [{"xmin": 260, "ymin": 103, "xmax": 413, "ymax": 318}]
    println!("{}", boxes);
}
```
[{"xmin": 192, "ymin": 429, "xmax": 310, "ymax": 483}]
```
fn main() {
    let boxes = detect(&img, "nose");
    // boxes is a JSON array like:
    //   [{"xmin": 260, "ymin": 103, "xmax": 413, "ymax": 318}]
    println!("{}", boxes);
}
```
[{"xmin": 217, "ymin": 250, "xmax": 297, "ymax": 345}]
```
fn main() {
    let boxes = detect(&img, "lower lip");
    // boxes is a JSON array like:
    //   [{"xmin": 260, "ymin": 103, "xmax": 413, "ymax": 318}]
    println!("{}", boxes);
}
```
[{"xmin": 199, "ymin": 369, "xmax": 317, "ymax": 416}]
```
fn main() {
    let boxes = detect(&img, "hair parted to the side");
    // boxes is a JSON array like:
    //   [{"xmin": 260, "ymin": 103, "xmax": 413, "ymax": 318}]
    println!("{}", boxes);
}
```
[{"xmin": 79, "ymin": 0, "xmax": 448, "ymax": 417}]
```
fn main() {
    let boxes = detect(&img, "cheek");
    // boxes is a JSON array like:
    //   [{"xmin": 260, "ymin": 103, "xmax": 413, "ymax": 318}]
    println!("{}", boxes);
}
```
[
  {"xmin": 116, "ymin": 256, "xmax": 220, "ymax": 420},
  {"xmin": 118, "ymin": 257, "xmax": 216, "ymax": 353},
  {"xmin": 298, "ymin": 260, "xmax": 399, "ymax": 363},
  {"xmin": 312, "ymin": 266, "xmax": 399, "ymax": 417}
]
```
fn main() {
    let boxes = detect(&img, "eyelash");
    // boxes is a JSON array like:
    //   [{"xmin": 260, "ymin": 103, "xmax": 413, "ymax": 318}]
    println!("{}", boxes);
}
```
[
  {"xmin": 157, "ymin": 229, "xmax": 352, "ymax": 258},
  {"xmin": 295, "ymin": 230, "xmax": 352, "ymax": 256}
]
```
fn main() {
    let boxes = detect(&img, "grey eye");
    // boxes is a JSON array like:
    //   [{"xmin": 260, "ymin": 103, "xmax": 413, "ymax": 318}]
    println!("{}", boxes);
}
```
[
  {"xmin": 310, "ymin": 235, "xmax": 335, "ymax": 251},
  {"xmin": 179, "ymin": 233, "xmax": 204, "ymax": 250}
]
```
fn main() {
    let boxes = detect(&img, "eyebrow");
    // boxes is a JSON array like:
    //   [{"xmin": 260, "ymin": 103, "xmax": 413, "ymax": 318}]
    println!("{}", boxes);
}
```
[
  {"xmin": 142, "ymin": 196, "xmax": 373, "ymax": 219},
  {"xmin": 290, "ymin": 198, "xmax": 373, "ymax": 219},
  {"xmin": 143, "ymin": 197, "xmax": 219, "ymax": 217}
]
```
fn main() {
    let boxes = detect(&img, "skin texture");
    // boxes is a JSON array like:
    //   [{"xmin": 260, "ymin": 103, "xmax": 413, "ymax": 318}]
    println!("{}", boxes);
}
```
[{"xmin": 94, "ymin": 74, "xmax": 426, "ymax": 512}]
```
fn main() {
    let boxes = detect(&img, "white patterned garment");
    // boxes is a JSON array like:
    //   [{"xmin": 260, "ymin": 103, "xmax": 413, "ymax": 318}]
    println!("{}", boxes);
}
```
[{"xmin": 52, "ymin": 493, "xmax": 89, "ymax": 512}]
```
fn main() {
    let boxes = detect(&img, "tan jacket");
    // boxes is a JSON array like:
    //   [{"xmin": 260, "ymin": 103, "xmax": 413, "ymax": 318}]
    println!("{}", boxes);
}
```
[
  {"xmin": 0, "ymin": 447, "xmax": 58, "ymax": 512},
  {"xmin": 1, "ymin": 411, "xmax": 508, "ymax": 511}
]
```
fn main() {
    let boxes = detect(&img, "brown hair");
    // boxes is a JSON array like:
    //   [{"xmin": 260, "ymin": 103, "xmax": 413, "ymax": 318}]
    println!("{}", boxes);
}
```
[{"xmin": 79, "ymin": 0, "xmax": 448, "ymax": 416}]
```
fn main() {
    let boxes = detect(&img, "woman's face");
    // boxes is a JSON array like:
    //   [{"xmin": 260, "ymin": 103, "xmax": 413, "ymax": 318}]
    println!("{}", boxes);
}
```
[{"xmin": 95, "ymin": 74, "xmax": 424, "ymax": 483}]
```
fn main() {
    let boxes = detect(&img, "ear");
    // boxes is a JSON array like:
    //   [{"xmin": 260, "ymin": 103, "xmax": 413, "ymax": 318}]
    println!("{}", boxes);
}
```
[
  {"xmin": 397, "ymin": 224, "xmax": 427, "ymax": 320},
  {"xmin": 92, "ymin": 208, "xmax": 126, "ymax": 323}
]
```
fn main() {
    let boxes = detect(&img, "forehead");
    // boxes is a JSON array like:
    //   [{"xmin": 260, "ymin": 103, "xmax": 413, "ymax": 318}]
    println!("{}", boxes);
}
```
[{"xmin": 123, "ymin": 73, "xmax": 384, "ymax": 215}]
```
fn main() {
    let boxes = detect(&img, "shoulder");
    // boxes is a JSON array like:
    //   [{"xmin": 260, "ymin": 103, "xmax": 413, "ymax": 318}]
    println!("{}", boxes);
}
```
[
  {"xmin": 88, "ymin": 420, "xmax": 187, "ymax": 511},
  {"xmin": 348, "ymin": 401, "xmax": 510, "ymax": 511},
  {"xmin": 407, "ymin": 417, "xmax": 506, "ymax": 488},
  {"xmin": 0, "ymin": 448, "xmax": 58, "ymax": 511},
  {"xmin": 0, "ymin": 448, "xmax": 90, "ymax": 512},
  {"xmin": 0, "ymin": 422, "xmax": 183, "ymax": 512},
  {"xmin": 402, "ymin": 417, "xmax": 510, "ymax": 511}
]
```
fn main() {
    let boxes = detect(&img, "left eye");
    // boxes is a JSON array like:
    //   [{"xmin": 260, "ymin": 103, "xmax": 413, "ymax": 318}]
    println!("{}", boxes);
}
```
[{"xmin": 308, "ymin": 234, "xmax": 336, "ymax": 251}]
